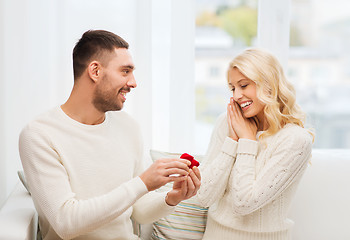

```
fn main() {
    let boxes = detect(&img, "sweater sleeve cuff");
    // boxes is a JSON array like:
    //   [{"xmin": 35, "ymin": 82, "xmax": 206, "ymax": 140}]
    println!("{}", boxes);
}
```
[
  {"xmin": 221, "ymin": 137, "xmax": 238, "ymax": 156},
  {"xmin": 131, "ymin": 176, "xmax": 149, "ymax": 198},
  {"xmin": 155, "ymin": 192, "xmax": 176, "ymax": 215},
  {"xmin": 237, "ymin": 138, "xmax": 258, "ymax": 156}
]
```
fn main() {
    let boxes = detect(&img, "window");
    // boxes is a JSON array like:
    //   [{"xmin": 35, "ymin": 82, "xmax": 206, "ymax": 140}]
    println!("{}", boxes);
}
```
[
  {"xmin": 195, "ymin": 0, "xmax": 350, "ymax": 151},
  {"xmin": 289, "ymin": 0, "xmax": 350, "ymax": 148},
  {"xmin": 209, "ymin": 66, "xmax": 220, "ymax": 78},
  {"xmin": 195, "ymin": 0, "xmax": 258, "ymax": 154}
]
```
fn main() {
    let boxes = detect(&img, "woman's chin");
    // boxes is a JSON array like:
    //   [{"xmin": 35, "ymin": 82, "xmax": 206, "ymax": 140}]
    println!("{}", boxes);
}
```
[{"xmin": 243, "ymin": 112, "xmax": 253, "ymax": 118}]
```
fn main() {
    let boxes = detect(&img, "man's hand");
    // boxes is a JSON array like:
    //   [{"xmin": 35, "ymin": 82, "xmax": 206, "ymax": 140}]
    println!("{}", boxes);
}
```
[
  {"xmin": 140, "ymin": 158, "xmax": 191, "ymax": 192},
  {"xmin": 165, "ymin": 166, "xmax": 201, "ymax": 206}
]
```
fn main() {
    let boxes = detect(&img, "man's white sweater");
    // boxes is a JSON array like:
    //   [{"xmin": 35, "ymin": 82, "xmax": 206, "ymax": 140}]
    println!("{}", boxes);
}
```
[
  {"xmin": 19, "ymin": 107, "xmax": 174, "ymax": 240},
  {"xmin": 197, "ymin": 113, "xmax": 313, "ymax": 240}
]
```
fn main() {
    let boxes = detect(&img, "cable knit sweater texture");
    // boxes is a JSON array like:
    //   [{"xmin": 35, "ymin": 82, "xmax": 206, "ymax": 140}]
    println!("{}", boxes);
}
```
[
  {"xmin": 197, "ymin": 113, "xmax": 313, "ymax": 240},
  {"xmin": 19, "ymin": 107, "xmax": 174, "ymax": 240}
]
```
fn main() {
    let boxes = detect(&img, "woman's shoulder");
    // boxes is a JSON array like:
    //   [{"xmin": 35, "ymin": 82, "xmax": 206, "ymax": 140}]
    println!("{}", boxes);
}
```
[
  {"xmin": 277, "ymin": 123, "xmax": 313, "ymax": 145},
  {"xmin": 214, "ymin": 112, "xmax": 229, "ymax": 133},
  {"xmin": 205, "ymin": 112, "xmax": 229, "ymax": 144},
  {"xmin": 282, "ymin": 123, "xmax": 310, "ymax": 135},
  {"xmin": 215, "ymin": 112, "xmax": 227, "ymax": 125}
]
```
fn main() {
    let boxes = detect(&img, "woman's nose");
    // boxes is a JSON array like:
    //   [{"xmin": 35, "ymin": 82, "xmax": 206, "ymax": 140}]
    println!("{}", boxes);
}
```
[{"xmin": 233, "ymin": 89, "xmax": 242, "ymax": 101}]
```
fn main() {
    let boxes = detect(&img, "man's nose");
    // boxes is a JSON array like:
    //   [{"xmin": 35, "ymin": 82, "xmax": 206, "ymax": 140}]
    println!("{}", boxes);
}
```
[{"xmin": 127, "ymin": 74, "xmax": 137, "ymax": 88}]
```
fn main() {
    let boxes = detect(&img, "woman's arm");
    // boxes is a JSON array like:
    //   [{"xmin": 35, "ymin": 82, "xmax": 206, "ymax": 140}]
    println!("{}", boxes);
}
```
[
  {"xmin": 196, "ymin": 113, "xmax": 238, "ymax": 207},
  {"xmin": 229, "ymin": 126, "xmax": 313, "ymax": 215}
]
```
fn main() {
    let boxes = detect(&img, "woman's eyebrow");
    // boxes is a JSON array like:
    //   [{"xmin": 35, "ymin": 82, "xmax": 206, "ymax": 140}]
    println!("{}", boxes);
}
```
[
  {"xmin": 238, "ymin": 78, "xmax": 249, "ymax": 83},
  {"xmin": 229, "ymin": 79, "xmax": 248, "ymax": 86}
]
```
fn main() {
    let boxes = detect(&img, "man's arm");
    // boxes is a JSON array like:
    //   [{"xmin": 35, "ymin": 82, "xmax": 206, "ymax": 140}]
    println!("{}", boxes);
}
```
[
  {"xmin": 139, "ymin": 157, "xmax": 191, "ymax": 192},
  {"xmin": 20, "ymin": 123, "xmax": 198, "ymax": 238},
  {"xmin": 140, "ymin": 157, "xmax": 201, "ymax": 206},
  {"xmin": 133, "ymin": 162, "xmax": 201, "ymax": 224},
  {"xmin": 19, "ymin": 125, "xmax": 149, "ymax": 239}
]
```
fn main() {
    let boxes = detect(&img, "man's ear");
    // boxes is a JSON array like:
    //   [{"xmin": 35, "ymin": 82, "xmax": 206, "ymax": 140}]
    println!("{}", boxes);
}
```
[{"xmin": 88, "ymin": 61, "xmax": 101, "ymax": 83}]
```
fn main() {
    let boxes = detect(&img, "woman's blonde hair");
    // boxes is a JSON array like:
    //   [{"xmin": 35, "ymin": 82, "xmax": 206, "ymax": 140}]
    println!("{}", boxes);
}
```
[{"xmin": 228, "ymin": 48, "xmax": 311, "ymax": 140}]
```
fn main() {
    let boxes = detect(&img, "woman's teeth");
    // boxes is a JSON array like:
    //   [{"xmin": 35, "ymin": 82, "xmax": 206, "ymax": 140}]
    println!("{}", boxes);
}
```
[{"xmin": 241, "ymin": 101, "xmax": 252, "ymax": 108}]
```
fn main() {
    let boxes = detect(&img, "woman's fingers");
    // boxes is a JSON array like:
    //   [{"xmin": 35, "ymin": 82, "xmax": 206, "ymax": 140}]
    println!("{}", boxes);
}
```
[
  {"xmin": 184, "ymin": 167, "xmax": 201, "ymax": 198},
  {"xmin": 185, "ymin": 174, "xmax": 195, "ymax": 197},
  {"xmin": 227, "ymin": 100, "xmax": 240, "ymax": 141},
  {"xmin": 228, "ymin": 99, "xmax": 238, "ymax": 122},
  {"xmin": 232, "ymin": 98, "xmax": 243, "ymax": 118},
  {"xmin": 227, "ymin": 104, "xmax": 233, "ymax": 124},
  {"xmin": 227, "ymin": 97, "xmax": 257, "ymax": 140}
]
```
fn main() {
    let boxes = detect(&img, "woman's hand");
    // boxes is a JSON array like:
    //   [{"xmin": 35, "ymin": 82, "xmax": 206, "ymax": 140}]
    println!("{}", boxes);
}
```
[
  {"xmin": 165, "ymin": 166, "xmax": 201, "ymax": 206},
  {"xmin": 227, "ymin": 104, "xmax": 239, "ymax": 141},
  {"xmin": 227, "ymin": 97, "xmax": 257, "ymax": 141}
]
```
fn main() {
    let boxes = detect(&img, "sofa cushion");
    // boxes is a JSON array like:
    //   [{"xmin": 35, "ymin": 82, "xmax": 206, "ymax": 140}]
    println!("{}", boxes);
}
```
[
  {"xmin": 17, "ymin": 170, "xmax": 31, "ymax": 194},
  {"xmin": 149, "ymin": 150, "xmax": 208, "ymax": 240},
  {"xmin": 288, "ymin": 149, "xmax": 350, "ymax": 240}
]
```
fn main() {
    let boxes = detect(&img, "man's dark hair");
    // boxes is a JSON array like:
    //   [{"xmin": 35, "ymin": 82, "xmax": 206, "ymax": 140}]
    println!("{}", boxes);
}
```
[{"xmin": 73, "ymin": 30, "xmax": 129, "ymax": 80}]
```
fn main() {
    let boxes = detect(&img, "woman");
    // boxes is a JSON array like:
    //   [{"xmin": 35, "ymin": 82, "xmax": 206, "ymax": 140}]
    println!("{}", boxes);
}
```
[{"xmin": 197, "ymin": 48, "xmax": 314, "ymax": 239}]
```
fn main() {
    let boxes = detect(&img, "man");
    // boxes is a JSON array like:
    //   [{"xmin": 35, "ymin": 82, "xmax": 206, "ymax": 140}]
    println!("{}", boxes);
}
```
[{"xmin": 19, "ymin": 30, "xmax": 201, "ymax": 240}]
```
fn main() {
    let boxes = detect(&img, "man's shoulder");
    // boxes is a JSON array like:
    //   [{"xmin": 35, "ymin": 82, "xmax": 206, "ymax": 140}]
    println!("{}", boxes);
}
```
[
  {"xmin": 20, "ymin": 107, "xmax": 60, "ymax": 142},
  {"xmin": 107, "ymin": 111, "xmax": 139, "ymax": 126},
  {"xmin": 24, "ymin": 107, "xmax": 60, "ymax": 128},
  {"xmin": 107, "ymin": 111, "xmax": 143, "ymax": 140}
]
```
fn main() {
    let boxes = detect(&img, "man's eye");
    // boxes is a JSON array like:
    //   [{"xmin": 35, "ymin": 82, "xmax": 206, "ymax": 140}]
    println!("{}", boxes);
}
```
[{"xmin": 123, "ymin": 70, "xmax": 129, "ymax": 74}]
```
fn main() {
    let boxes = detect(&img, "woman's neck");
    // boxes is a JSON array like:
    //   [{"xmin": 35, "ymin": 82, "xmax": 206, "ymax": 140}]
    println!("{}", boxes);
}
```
[{"xmin": 257, "ymin": 112, "xmax": 268, "ymax": 131}]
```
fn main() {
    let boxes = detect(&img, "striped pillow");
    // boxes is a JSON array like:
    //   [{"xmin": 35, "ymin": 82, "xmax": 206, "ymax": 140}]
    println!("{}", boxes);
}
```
[{"xmin": 149, "ymin": 150, "xmax": 208, "ymax": 240}]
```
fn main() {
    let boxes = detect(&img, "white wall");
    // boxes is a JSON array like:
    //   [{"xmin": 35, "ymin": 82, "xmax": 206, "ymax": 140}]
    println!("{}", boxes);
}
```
[
  {"xmin": 150, "ymin": 0, "xmax": 195, "ymax": 153},
  {"xmin": 0, "ymin": 0, "xmax": 195, "ymax": 206},
  {"xmin": 0, "ymin": 0, "xmax": 139, "ymax": 206},
  {"xmin": 0, "ymin": 0, "xmax": 6, "ymax": 206},
  {"xmin": 0, "ymin": 0, "xmax": 65, "ymax": 206},
  {"xmin": 0, "ymin": 0, "xmax": 289, "ymax": 207},
  {"xmin": 257, "ymin": 0, "xmax": 290, "ymax": 69}
]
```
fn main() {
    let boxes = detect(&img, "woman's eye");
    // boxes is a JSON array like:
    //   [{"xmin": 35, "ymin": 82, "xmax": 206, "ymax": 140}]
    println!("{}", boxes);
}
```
[
  {"xmin": 231, "ymin": 88, "xmax": 235, "ymax": 92},
  {"xmin": 241, "ymin": 84, "xmax": 248, "ymax": 88}
]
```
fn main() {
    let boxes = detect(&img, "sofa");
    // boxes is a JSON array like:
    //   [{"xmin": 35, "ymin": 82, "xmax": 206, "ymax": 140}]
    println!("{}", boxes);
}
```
[
  {"xmin": 0, "ymin": 182, "xmax": 37, "ymax": 240},
  {"xmin": 1, "ymin": 149, "xmax": 349, "ymax": 239},
  {"xmin": 139, "ymin": 149, "xmax": 350, "ymax": 239},
  {"xmin": 288, "ymin": 149, "xmax": 350, "ymax": 240}
]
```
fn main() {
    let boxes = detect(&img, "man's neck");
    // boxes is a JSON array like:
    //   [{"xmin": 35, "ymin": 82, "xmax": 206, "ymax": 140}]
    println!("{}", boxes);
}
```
[
  {"xmin": 61, "ymin": 103, "xmax": 106, "ymax": 125},
  {"xmin": 61, "ymin": 84, "xmax": 106, "ymax": 125}
]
